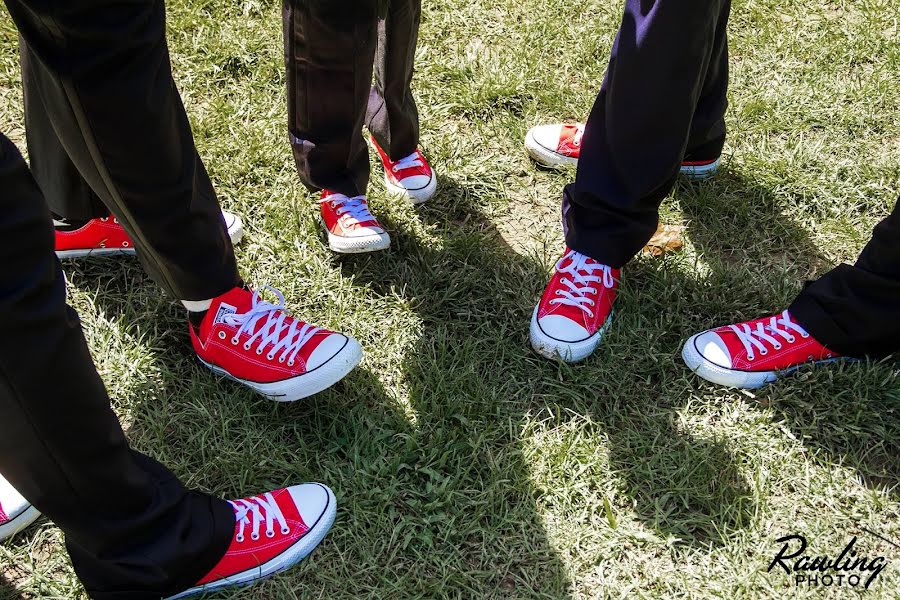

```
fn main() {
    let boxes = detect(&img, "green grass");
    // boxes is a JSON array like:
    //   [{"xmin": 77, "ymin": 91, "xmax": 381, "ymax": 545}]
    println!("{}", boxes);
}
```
[{"xmin": 1, "ymin": 0, "xmax": 899, "ymax": 598}]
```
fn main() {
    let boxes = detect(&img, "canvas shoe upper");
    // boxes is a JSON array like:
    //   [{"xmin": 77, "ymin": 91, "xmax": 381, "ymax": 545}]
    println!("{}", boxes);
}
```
[
  {"xmin": 55, "ymin": 210, "xmax": 244, "ymax": 258},
  {"xmin": 0, "ymin": 474, "xmax": 41, "ymax": 542},
  {"xmin": 165, "ymin": 484, "xmax": 336, "ymax": 600},
  {"xmin": 682, "ymin": 309, "xmax": 843, "ymax": 389},
  {"xmin": 525, "ymin": 122, "xmax": 721, "ymax": 178},
  {"xmin": 319, "ymin": 191, "xmax": 390, "ymax": 253},
  {"xmin": 530, "ymin": 248, "xmax": 619, "ymax": 362},
  {"xmin": 190, "ymin": 286, "xmax": 362, "ymax": 401},
  {"xmin": 371, "ymin": 137, "xmax": 437, "ymax": 204}
]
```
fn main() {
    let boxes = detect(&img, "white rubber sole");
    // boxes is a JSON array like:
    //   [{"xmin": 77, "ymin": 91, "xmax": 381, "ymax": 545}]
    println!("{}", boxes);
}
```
[
  {"xmin": 0, "ymin": 504, "xmax": 41, "ymax": 542},
  {"xmin": 165, "ymin": 484, "xmax": 337, "ymax": 600},
  {"xmin": 56, "ymin": 213, "xmax": 245, "ymax": 259},
  {"xmin": 529, "ymin": 307, "xmax": 611, "ymax": 363},
  {"xmin": 200, "ymin": 337, "xmax": 362, "ymax": 402},
  {"xmin": 384, "ymin": 173, "xmax": 437, "ymax": 205},
  {"xmin": 326, "ymin": 230, "xmax": 391, "ymax": 254},
  {"xmin": 525, "ymin": 130, "xmax": 577, "ymax": 168},
  {"xmin": 681, "ymin": 333, "xmax": 847, "ymax": 389},
  {"xmin": 679, "ymin": 158, "xmax": 721, "ymax": 180}
]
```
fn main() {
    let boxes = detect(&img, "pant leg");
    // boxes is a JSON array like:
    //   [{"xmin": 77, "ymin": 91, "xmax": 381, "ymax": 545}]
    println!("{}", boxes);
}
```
[
  {"xmin": 366, "ymin": 0, "xmax": 421, "ymax": 160},
  {"xmin": 0, "ymin": 132, "xmax": 233, "ymax": 599},
  {"xmin": 9, "ymin": 0, "xmax": 239, "ymax": 302},
  {"xmin": 562, "ymin": 0, "xmax": 731, "ymax": 268},
  {"xmin": 790, "ymin": 195, "xmax": 900, "ymax": 358},
  {"xmin": 284, "ymin": 0, "xmax": 378, "ymax": 196},
  {"xmin": 685, "ymin": 0, "xmax": 730, "ymax": 161},
  {"xmin": 22, "ymin": 39, "xmax": 107, "ymax": 222}
]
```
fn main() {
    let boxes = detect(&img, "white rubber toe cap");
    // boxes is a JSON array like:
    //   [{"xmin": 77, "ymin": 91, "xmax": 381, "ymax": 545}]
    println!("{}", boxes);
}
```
[
  {"xmin": 395, "ymin": 174, "xmax": 432, "ymax": 191},
  {"xmin": 529, "ymin": 124, "xmax": 563, "ymax": 150},
  {"xmin": 0, "ymin": 476, "xmax": 29, "ymax": 516},
  {"xmin": 692, "ymin": 331, "xmax": 734, "ymax": 368},
  {"xmin": 346, "ymin": 225, "xmax": 385, "ymax": 238},
  {"xmin": 221, "ymin": 210, "xmax": 244, "ymax": 245},
  {"xmin": 287, "ymin": 483, "xmax": 332, "ymax": 528},
  {"xmin": 536, "ymin": 314, "xmax": 591, "ymax": 343},
  {"xmin": 306, "ymin": 334, "xmax": 354, "ymax": 371}
]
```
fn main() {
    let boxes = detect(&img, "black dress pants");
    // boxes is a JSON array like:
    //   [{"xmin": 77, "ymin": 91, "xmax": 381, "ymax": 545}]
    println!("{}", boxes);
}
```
[
  {"xmin": 283, "ymin": 0, "xmax": 421, "ymax": 197},
  {"xmin": 16, "ymin": 0, "xmax": 240, "ymax": 302},
  {"xmin": 1, "ymin": 0, "xmax": 237, "ymax": 597},
  {"xmin": 562, "ymin": 0, "xmax": 899, "ymax": 357}
]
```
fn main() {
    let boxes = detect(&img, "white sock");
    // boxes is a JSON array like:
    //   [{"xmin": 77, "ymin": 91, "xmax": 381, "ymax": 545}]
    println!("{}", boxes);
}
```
[{"xmin": 181, "ymin": 298, "xmax": 213, "ymax": 312}]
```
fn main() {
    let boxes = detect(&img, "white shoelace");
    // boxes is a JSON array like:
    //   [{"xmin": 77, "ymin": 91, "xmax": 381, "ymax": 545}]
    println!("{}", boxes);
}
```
[
  {"xmin": 391, "ymin": 151, "xmax": 423, "ymax": 172},
  {"xmin": 729, "ymin": 310, "xmax": 810, "ymax": 361},
  {"xmin": 327, "ymin": 194, "xmax": 376, "ymax": 226},
  {"xmin": 549, "ymin": 250, "xmax": 615, "ymax": 319},
  {"xmin": 230, "ymin": 492, "xmax": 290, "ymax": 543},
  {"xmin": 571, "ymin": 124, "xmax": 584, "ymax": 145},
  {"xmin": 222, "ymin": 286, "xmax": 319, "ymax": 366}
]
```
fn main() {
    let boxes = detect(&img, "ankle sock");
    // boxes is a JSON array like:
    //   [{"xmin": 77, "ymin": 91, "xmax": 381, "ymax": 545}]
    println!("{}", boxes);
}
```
[{"xmin": 184, "ymin": 281, "xmax": 246, "ymax": 328}]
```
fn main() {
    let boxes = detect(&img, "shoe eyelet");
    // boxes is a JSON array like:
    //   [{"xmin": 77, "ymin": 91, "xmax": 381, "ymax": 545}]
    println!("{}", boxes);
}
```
[
  {"xmin": 236, "ymin": 534, "xmax": 245, "ymax": 543},
  {"xmin": 267, "ymin": 353, "xmax": 276, "ymax": 361},
  {"xmin": 586, "ymin": 310, "xmax": 594, "ymax": 319},
  {"xmin": 100, "ymin": 217, "xmax": 109, "ymax": 222},
  {"xmin": 122, "ymin": 241, "xmax": 130, "ymax": 247},
  {"xmin": 255, "ymin": 347, "xmax": 263, "ymax": 355},
  {"xmin": 113, "ymin": 218, "xmax": 119, "ymax": 224},
  {"xmin": 786, "ymin": 336, "xmax": 796, "ymax": 344},
  {"xmin": 760, "ymin": 349, "xmax": 768, "ymax": 356},
  {"xmin": 801, "ymin": 333, "xmax": 810, "ymax": 339},
  {"xmin": 288, "ymin": 360, "xmax": 295, "ymax": 367},
  {"xmin": 747, "ymin": 354, "xmax": 755, "ymax": 362},
  {"xmin": 281, "ymin": 526, "xmax": 290, "ymax": 535},
  {"xmin": 218, "ymin": 331, "xmax": 227, "ymax": 340},
  {"xmin": 243, "ymin": 343, "xmax": 252, "ymax": 351},
  {"xmin": 555, "ymin": 290, "xmax": 562, "ymax": 296},
  {"xmin": 266, "ymin": 530, "xmax": 275, "ymax": 538},
  {"xmin": 278, "ymin": 356, "xmax": 285, "ymax": 363},
  {"xmin": 231, "ymin": 337, "xmax": 239, "ymax": 345},
  {"xmin": 251, "ymin": 533, "xmax": 260, "ymax": 541},
  {"xmin": 773, "ymin": 344, "xmax": 782, "ymax": 350}
]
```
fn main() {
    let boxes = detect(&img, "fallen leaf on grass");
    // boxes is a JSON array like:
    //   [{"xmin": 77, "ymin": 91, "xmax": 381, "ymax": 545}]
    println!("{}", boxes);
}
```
[{"xmin": 643, "ymin": 224, "xmax": 685, "ymax": 257}]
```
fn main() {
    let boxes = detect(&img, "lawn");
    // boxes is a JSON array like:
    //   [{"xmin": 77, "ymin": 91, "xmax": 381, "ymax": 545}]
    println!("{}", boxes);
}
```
[{"xmin": 1, "ymin": 0, "xmax": 899, "ymax": 598}]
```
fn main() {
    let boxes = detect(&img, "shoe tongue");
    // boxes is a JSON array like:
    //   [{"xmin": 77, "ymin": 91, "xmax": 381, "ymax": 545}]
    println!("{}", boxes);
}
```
[{"xmin": 204, "ymin": 287, "xmax": 254, "ymax": 332}]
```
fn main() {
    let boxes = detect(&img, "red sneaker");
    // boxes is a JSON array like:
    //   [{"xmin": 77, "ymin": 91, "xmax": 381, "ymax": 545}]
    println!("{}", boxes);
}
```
[
  {"xmin": 682, "ymin": 310, "xmax": 844, "ymax": 389},
  {"xmin": 530, "ymin": 248, "xmax": 619, "ymax": 362},
  {"xmin": 190, "ymin": 286, "xmax": 362, "ymax": 401},
  {"xmin": 524, "ymin": 122, "xmax": 720, "ymax": 178},
  {"xmin": 55, "ymin": 210, "xmax": 244, "ymax": 259},
  {"xmin": 166, "ymin": 484, "xmax": 336, "ymax": 599},
  {"xmin": 371, "ymin": 137, "xmax": 437, "ymax": 204},
  {"xmin": 319, "ymin": 191, "xmax": 390, "ymax": 253},
  {"xmin": 0, "ymin": 474, "xmax": 40, "ymax": 542}
]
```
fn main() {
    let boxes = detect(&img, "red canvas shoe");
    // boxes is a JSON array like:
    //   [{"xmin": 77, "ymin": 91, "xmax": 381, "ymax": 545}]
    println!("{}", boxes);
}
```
[
  {"xmin": 525, "ymin": 122, "xmax": 721, "ymax": 179},
  {"xmin": 0, "ymin": 474, "xmax": 41, "ymax": 542},
  {"xmin": 682, "ymin": 310, "xmax": 844, "ymax": 389},
  {"xmin": 166, "ymin": 484, "xmax": 336, "ymax": 599},
  {"xmin": 530, "ymin": 248, "xmax": 619, "ymax": 362},
  {"xmin": 190, "ymin": 286, "xmax": 362, "ymax": 401},
  {"xmin": 371, "ymin": 137, "xmax": 437, "ymax": 204},
  {"xmin": 55, "ymin": 210, "xmax": 244, "ymax": 259},
  {"xmin": 319, "ymin": 191, "xmax": 390, "ymax": 253}
]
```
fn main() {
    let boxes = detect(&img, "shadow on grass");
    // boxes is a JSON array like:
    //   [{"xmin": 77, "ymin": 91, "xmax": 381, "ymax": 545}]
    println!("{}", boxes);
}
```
[
  {"xmin": 677, "ymin": 168, "xmax": 900, "ymax": 497},
  {"xmin": 337, "ymin": 174, "xmax": 756, "ymax": 558},
  {"xmin": 0, "ymin": 574, "xmax": 24, "ymax": 600}
]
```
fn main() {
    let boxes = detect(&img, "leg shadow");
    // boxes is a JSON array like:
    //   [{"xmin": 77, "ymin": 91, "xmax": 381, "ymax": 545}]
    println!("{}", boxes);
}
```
[{"xmin": 677, "ymin": 167, "xmax": 900, "ymax": 498}]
